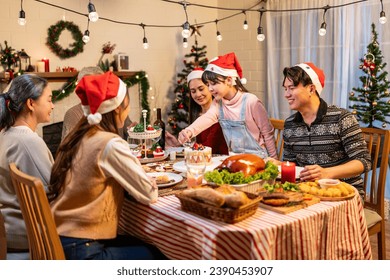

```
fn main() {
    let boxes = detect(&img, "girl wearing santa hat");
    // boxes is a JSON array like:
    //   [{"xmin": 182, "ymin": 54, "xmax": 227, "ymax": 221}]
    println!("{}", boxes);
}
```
[
  {"xmin": 187, "ymin": 68, "xmax": 228, "ymax": 155},
  {"xmin": 179, "ymin": 52, "xmax": 277, "ymax": 159},
  {"xmin": 0, "ymin": 74, "xmax": 55, "ymax": 260},
  {"xmin": 50, "ymin": 72, "xmax": 165, "ymax": 260}
]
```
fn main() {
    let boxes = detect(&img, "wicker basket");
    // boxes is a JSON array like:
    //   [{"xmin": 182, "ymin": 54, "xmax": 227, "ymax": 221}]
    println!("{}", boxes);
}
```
[{"xmin": 175, "ymin": 191, "xmax": 261, "ymax": 224}]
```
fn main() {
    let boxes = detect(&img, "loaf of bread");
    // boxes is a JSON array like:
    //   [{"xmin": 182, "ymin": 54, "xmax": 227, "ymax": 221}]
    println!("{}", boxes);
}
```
[
  {"xmin": 182, "ymin": 187, "xmax": 225, "ymax": 207},
  {"xmin": 224, "ymin": 191, "xmax": 251, "ymax": 208}
]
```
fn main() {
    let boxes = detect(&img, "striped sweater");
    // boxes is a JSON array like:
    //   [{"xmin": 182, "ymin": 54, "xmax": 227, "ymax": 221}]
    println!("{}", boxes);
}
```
[{"xmin": 283, "ymin": 99, "xmax": 371, "ymax": 193}]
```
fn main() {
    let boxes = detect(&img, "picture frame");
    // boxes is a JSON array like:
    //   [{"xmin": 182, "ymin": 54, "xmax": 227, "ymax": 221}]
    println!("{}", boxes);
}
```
[{"xmin": 117, "ymin": 53, "xmax": 130, "ymax": 71}]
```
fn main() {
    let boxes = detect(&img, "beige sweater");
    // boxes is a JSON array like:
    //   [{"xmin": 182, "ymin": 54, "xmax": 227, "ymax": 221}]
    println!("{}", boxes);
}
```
[{"xmin": 51, "ymin": 131, "xmax": 157, "ymax": 240}]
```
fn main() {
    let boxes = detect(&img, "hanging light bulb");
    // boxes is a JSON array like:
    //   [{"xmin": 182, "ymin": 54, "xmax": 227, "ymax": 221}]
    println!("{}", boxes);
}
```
[
  {"xmin": 183, "ymin": 38, "xmax": 188, "ymax": 48},
  {"xmin": 379, "ymin": 0, "xmax": 387, "ymax": 24},
  {"xmin": 181, "ymin": 2, "xmax": 191, "ymax": 38},
  {"xmin": 18, "ymin": 0, "xmax": 26, "ymax": 26},
  {"xmin": 182, "ymin": 21, "xmax": 190, "ymax": 38},
  {"xmin": 88, "ymin": 1, "xmax": 99, "ymax": 22},
  {"xmin": 143, "ymin": 37, "xmax": 149, "ymax": 49},
  {"xmin": 141, "ymin": 24, "xmax": 149, "ymax": 49},
  {"xmin": 216, "ymin": 31, "xmax": 223, "ymax": 41},
  {"xmin": 257, "ymin": 27, "xmax": 265, "ymax": 41},
  {"xmin": 215, "ymin": 20, "xmax": 222, "ymax": 41},
  {"xmin": 318, "ymin": 6, "xmax": 329, "ymax": 36},
  {"xmin": 242, "ymin": 11, "xmax": 248, "ymax": 30},
  {"xmin": 82, "ymin": 30, "xmax": 90, "ymax": 43},
  {"xmin": 257, "ymin": 10, "xmax": 265, "ymax": 41},
  {"xmin": 319, "ymin": 22, "xmax": 327, "ymax": 36}
]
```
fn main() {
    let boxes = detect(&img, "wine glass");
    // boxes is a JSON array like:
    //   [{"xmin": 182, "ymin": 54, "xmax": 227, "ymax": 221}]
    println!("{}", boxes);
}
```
[{"xmin": 185, "ymin": 150, "xmax": 207, "ymax": 188}]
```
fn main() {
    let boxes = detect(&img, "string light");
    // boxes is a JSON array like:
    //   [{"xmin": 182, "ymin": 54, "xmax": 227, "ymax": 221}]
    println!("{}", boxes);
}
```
[
  {"xmin": 30, "ymin": 0, "xmax": 373, "ymax": 46},
  {"xmin": 215, "ymin": 20, "xmax": 223, "ymax": 41},
  {"xmin": 319, "ymin": 6, "xmax": 329, "ymax": 36},
  {"xmin": 183, "ymin": 38, "xmax": 188, "ymax": 48},
  {"xmin": 18, "ymin": 0, "xmax": 26, "ymax": 26},
  {"xmin": 379, "ymin": 0, "xmax": 387, "ymax": 24},
  {"xmin": 257, "ymin": 9, "xmax": 265, "ymax": 41},
  {"xmin": 181, "ymin": 2, "xmax": 191, "ymax": 38},
  {"xmin": 242, "ymin": 11, "xmax": 249, "ymax": 30},
  {"xmin": 141, "ymin": 23, "xmax": 149, "ymax": 49},
  {"xmin": 82, "ymin": 19, "xmax": 90, "ymax": 43},
  {"xmin": 88, "ymin": 0, "xmax": 99, "ymax": 22}
]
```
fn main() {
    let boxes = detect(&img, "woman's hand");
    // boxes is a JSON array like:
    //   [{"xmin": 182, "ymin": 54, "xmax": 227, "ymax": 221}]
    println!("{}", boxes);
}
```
[{"xmin": 178, "ymin": 129, "xmax": 193, "ymax": 144}]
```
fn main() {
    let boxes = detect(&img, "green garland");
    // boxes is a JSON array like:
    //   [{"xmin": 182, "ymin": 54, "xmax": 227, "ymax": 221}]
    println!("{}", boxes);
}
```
[
  {"xmin": 46, "ymin": 20, "xmax": 84, "ymax": 59},
  {"xmin": 52, "ymin": 71, "xmax": 151, "ymax": 122}
]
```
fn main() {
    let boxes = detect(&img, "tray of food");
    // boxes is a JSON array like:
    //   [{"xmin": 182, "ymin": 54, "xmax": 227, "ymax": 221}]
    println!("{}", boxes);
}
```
[
  {"xmin": 298, "ymin": 181, "xmax": 356, "ymax": 201},
  {"xmin": 204, "ymin": 154, "xmax": 279, "ymax": 195},
  {"xmin": 128, "ymin": 124, "xmax": 162, "ymax": 139},
  {"xmin": 175, "ymin": 184, "xmax": 262, "ymax": 224}
]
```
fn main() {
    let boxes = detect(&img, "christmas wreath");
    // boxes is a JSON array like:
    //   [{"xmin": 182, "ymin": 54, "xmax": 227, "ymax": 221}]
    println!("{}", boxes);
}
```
[{"xmin": 46, "ymin": 20, "xmax": 84, "ymax": 59}]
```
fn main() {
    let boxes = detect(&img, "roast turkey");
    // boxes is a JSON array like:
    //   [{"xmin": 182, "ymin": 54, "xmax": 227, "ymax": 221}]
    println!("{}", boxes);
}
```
[{"xmin": 216, "ymin": 154, "xmax": 266, "ymax": 177}]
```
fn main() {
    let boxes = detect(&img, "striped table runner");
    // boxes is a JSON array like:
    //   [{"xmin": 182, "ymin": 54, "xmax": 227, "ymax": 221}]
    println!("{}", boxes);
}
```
[{"xmin": 118, "ymin": 193, "xmax": 372, "ymax": 260}]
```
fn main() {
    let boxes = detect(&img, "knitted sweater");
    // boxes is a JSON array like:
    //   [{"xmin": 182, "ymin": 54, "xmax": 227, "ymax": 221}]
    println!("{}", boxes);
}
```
[
  {"xmin": 51, "ymin": 130, "xmax": 157, "ymax": 240},
  {"xmin": 0, "ymin": 126, "xmax": 54, "ymax": 250}
]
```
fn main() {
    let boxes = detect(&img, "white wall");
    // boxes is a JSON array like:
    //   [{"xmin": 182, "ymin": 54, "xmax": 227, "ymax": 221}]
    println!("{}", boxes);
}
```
[{"xmin": 0, "ymin": 0, "xmax": 222, "ymax": 134}]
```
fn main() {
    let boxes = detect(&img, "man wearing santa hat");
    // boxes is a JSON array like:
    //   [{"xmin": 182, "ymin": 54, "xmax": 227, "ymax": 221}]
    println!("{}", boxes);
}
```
[
  {"xmin": 281, "ymin": 62, "xmax": 371, "ymax": 196},
  {"xmin": 50, "ymin": 72, "xmax": 165, "ymax": 260},
  {"xmin": 178, "ymin": 52, "xmax": 277, "ymax": 159}
]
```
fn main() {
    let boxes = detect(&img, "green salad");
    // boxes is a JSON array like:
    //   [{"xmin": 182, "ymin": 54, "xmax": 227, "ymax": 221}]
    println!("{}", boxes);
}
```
[
  {"xmin": 263, "ymin": 182, "xmax": 299, "ymax": 193},
  {"xmin": 204, "ymin": 161, "xmax": 279, "ymax": 185}
]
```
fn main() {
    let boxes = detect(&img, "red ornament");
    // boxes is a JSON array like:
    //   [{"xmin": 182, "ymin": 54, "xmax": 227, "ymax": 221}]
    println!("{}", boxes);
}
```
[{"xmin": 178, "ymin": 103, "xmax": 184, "ymax": 109}]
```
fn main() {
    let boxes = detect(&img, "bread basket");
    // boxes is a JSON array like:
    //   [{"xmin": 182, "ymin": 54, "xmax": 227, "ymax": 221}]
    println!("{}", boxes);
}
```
[{"xmin": 175, "ymin": 191, "xmax": 261, "ymax": 224}]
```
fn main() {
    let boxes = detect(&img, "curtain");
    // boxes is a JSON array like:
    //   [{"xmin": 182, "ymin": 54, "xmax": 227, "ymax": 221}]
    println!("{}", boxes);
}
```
[{"xmin": 264, "ymin": 0, "xmax": 390, "ymax": 197}]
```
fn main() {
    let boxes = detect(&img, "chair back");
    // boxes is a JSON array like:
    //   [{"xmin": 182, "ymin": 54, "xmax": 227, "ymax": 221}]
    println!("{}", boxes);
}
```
[
  {"xmin": 360, "ymin": 128, "xmax": 390, "ymax": 214},
  {"xmin": 360, "ymin": 127, "xmax": 389, "ymax": 259},
  {"xmin": 0, "ymin": 210, "xmax": 6, "ymax": 259},
  {"xmin": 9, "ymin": 163, "xmax": 65, "ymax": 260},
  {"xmin": 270, "ymin": 118, "xmax": 285, "ymax": 160}
]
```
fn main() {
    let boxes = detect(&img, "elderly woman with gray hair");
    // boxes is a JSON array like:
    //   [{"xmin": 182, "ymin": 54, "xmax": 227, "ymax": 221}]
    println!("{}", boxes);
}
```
[{"xmin": 0, "ymin": 74, "xmax": 55, "ymax": 259}]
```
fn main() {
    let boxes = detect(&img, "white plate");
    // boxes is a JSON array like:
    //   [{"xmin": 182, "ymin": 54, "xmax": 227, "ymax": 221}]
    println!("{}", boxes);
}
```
[
  {"xmin": 148, "ymin": 172, "xmax": 183, "ymax": 188},
  {"xmin": 277, "ymin": 165, "xmax": 304, "ymax": 179},
  {"xmin": 172, "ymin": 156, "xmax": 228, "ymax": 173}
]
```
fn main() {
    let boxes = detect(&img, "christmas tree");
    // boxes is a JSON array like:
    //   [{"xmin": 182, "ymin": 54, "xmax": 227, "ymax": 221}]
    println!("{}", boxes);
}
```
[
  {"xmin": 349, "ymin": 23, "xmax": 390, "ymax": 128},
  {"xmin": 168, "ymin": 36, "xmax": 208, "ymax": 136}
]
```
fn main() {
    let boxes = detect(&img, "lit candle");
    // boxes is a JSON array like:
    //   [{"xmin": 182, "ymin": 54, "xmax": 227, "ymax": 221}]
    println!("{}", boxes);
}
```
[
  {"xmin": 37, "ymin": 61, "xmax": 45, "ymax": 73},
  {"xmin": 42, "ymin": 58, "xmax": 50, "ymax": 72},
  {"xmin": 281, "ymin": 161, "xmax": 296, "ymax": 183}
]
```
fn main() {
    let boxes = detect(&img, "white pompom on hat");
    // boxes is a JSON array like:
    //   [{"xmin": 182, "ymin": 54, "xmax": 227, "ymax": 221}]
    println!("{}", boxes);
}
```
[
  {"xmin": 205, "ymin": 52, "xmax": 247, "ymax": 84},
  {"xmin": 295, "ymin": 62, "xmax": 325, "ymax": 95},
  {"xmin": 187, "ymin": 67, "xmax": 204, "ymax": 84},
  {"xmin": 75, "ymin": 71, "xmax": 127, "ymax": 125}
]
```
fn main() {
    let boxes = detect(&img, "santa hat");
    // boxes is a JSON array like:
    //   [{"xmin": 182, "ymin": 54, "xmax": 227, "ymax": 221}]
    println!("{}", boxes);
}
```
[
  {"xmin": 75, "ymin": 71, "xmax": 127, "ymax": 125},
  {"xmin": 295, "ymin": 62, "xmax": 325, "ymax": 95},
  {"xmin": 187, "ymin": 68, "xmax": 204, "ymax": 84},
  {"xmin": 205, "ymin": 52, "xmax": 247, "ymax": 84}
]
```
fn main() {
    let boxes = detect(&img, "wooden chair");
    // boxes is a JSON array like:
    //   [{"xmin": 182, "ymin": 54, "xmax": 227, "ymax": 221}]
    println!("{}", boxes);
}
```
[
  {"xmin": 9, "ymin": 163, "xmax": 65, "ymax": 260},
  {"xmin": 0, "ymin": 210, "xmax": 6, "ymax": 260},
  {"xmin": 360, "ymin": 127, "xmax": 390, "ymax": 260},
  {"xmin": 270, "ymin": 118, "xmax": 285, "ymax": 160}
]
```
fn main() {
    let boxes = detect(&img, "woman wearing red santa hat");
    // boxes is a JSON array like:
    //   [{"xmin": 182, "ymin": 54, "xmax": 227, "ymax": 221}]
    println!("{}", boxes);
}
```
[
  {"xmin": 280, "ymin": 62, "xmax": 371, "ymax": 197},
  {"xmin": 187, "ymin": 67, "xmax": 228, "ymax": 155},
  {"xmin": 178, "ymin": 52, "xmax": 277, "ymax": 159},
  {"xmin": 50, "ymin": 72, "xmax": 165, "ymax": 260}
]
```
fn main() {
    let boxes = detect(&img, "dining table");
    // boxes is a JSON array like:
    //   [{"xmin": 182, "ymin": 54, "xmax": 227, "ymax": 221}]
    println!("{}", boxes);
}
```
[{"xmin": 118, "ymin": 173, "xmax": 372, "ymax": 260}]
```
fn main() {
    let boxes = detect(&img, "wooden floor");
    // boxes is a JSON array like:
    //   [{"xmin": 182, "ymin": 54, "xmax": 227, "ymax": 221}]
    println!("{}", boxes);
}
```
[{"xmin": 369, "ymin": 219, "xmax": 390, "ymax": 260}]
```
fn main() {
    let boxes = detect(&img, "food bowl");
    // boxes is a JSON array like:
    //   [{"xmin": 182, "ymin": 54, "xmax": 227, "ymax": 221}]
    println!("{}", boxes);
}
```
[{"xmin": 317, "ymin": 179, "xmax": 340, "ymax": 189}]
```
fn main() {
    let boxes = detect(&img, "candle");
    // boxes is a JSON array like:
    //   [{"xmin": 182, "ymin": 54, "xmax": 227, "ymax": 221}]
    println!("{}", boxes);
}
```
[
  {"xmin": 281, "ymin": 161, "xmax": 296, "ymax": 183},
  {"xmin": 42, "ymin": 58, "xmax": 50, "ymax": 72},
  {"xmin": 37, "ymin": 61, "xmax": 45, "ymax": 73}
]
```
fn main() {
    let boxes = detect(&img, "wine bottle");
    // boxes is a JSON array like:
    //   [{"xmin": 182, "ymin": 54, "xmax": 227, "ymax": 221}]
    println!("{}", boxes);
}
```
[{"xmin": 153, "ymin": 108, "xmax": 166, "ymax": 150}]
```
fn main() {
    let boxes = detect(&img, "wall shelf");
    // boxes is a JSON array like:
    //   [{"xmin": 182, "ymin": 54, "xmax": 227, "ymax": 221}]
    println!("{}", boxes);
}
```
[{"xmin": 0, "ymin": 71, "xmax": 137, "ymax": 83}]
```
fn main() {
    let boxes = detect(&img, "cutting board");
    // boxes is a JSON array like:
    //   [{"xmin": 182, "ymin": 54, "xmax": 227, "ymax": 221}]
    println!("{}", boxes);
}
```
[{"xmin": 259, "ymin": 196, "xmax": 320, "ymax": 214}]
